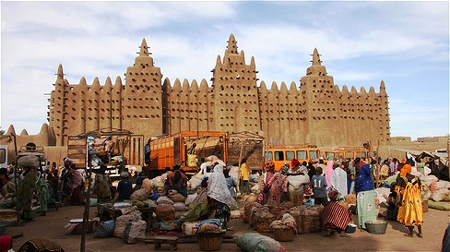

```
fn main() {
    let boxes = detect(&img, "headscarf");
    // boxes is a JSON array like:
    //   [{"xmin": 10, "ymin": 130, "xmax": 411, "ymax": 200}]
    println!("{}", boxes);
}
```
[
  {"xmin": 267, "ymin": 162, "xmax": 275, "ymax": 171},
  {"xmin": 0, "ymin": 235, "xmax": 12, "ymax": 251},
  {"xmin": 324, "ymin": 160, "xmax": 334, "ymax": 189},
  {"xmin": 328, "ymin": 189, "xmax": 339, "ymax": 202},
  {"xmin": 355, "ymin": 164, "xmax": 374, "ymax": 194},
  {"xmin": 291, "ymin": 159, "xmax": 300, "ymax": 167},
  {"xmin": 400, "ymin": 164, "xmax": 412, "ymax": 178},
  {"xmin": 207, "ymin": 164, "xmax": 232, "ymax": 207}
]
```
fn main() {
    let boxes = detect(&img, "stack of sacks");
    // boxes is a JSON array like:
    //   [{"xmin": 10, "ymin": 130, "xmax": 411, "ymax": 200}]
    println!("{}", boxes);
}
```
[
  {"xmin": 149, "ymin": 175, "xmax": 166, "ymax": 192},
  {"xmin": 188, "ymin": 171, "xmax": 210, "ymax": 189},
  {"xmin": 234, "ymin": 233, "xmax": 285, "ymax": 252},
  {"xmin": 243, "ymin": 202, "xmax": 261, "ymax": 224},
  {"xmin": 250, "ymin": 205, "xmax": 276, "ymax": 233},
  {"xmin": 155, "ymin": 196, "xmax": 175, "ymax": 221}
]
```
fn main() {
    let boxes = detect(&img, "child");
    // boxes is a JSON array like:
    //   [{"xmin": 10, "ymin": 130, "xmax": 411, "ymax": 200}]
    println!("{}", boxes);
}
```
[
  {"xmin": 386, "ymin": 182, "xmax": 398, "ymax": 220},
  {"xmin": 311, "ymin": 166, "xmax": 328, "ymax": 206}
]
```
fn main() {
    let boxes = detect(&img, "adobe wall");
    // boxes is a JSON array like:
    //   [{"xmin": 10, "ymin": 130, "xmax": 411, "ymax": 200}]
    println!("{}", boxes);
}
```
[{"xmin": 4, "ymin": 34, "xmax": 403, "ymax": 163}]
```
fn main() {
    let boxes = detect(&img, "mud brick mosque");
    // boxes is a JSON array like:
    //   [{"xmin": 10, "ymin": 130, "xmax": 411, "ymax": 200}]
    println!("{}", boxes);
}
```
[{"xmin": 4, "ymin": 34, "xmax": 391, "ymax": 160}]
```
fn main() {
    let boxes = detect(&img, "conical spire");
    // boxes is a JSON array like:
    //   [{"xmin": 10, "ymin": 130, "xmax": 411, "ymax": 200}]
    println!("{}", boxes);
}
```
[
  {"xmin": 311, "ymin": 48, "xmax": 322, "ymax": 66},
  {"xmin": 226, "ymin": 34, "xmax": 238, "ymax": 54},
  {"xmin": 57, "ymin": 64, "xmax": 64, "ymax": 78},
  {"xmin": 139, "ymin": 38, "xmax": 149, "ymax": 56}
]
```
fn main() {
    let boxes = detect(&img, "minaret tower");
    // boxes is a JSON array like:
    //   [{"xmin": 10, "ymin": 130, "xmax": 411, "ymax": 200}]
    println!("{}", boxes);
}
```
[
  {"xmin": 210, "ymin": 34, "xmax": 261, "ymax": 133},
  {"xmin": 123, "ymin": 39, "xmax": 163, "ymax": 140},
  {"xmin": 300, "ymin": 48, "xmax": 339, "ymax": 146}
]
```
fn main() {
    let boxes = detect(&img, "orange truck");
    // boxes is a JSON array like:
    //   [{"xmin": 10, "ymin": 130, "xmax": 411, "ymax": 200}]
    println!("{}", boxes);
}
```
[{"xmin": 145, "ymin": 131, "xmax": 228, "ymax": 177}]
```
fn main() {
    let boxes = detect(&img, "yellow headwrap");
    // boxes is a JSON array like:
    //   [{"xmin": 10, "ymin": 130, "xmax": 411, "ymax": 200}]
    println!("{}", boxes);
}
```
[{"xmin": 400, "ymin": 164, "xmax": 412, "ymax": 178}]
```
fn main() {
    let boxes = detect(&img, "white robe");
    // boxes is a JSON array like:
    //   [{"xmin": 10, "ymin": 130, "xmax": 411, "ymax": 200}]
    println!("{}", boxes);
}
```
[{"xmin": 330, "ymin": 167, "xmax": 348, "ymax": 197}]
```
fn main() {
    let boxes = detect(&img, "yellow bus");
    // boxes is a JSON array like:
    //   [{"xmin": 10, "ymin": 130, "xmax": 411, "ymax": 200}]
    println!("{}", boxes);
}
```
[
  {"xmin": 264, "ymin": 144, "xmax": 321, "ymax": 171},
  {"xmin": 323, "ymin": 147, "xmax": 377, "ymax": 162}
]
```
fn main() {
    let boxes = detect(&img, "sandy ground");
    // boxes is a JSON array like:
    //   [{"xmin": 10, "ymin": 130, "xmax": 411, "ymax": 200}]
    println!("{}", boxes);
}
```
[{"xmin": 2, "ymin": 203, "xmax": 449, "ymax": 252}]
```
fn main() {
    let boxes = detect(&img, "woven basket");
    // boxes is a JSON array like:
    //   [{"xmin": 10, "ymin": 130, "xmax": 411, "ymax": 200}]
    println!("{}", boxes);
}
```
[
  {"xmin": 197, "ymin": 232, "xmax": 223, "ymax": 251},
  {"xmin": 273, "ymin": 227, "xmax": 294, "ymax": 242}
]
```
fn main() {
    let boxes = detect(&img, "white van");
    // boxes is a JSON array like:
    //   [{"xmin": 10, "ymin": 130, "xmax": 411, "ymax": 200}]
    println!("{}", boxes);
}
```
[{"xmin": 0, "ymin": 145, "xmax": 8, "ymax": 167}]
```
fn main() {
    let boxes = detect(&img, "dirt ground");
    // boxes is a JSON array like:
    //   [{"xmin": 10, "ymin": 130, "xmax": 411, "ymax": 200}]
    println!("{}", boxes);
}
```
[{"xmin": 3, "ymin": 202, "xmax": 448, "ymax": 252}]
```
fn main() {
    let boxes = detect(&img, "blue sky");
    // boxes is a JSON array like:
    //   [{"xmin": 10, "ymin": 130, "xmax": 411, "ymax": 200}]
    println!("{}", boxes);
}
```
[{"xmin": 1, "ymin": 1, "xmax": 449, "ymax": 140}]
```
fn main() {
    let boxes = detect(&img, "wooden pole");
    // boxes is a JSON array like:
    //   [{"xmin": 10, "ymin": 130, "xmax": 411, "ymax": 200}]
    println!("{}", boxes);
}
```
[
  {"xmin": 237, "ymin": 141, "xmax": 244, "ymax": 191},
  {"xmin": 80, "ymin": 136, "xmax": 93, "ymax": 252},
  {"xmin": 10, "ymin": 133, "xmax": 20, "ymax": 225}
]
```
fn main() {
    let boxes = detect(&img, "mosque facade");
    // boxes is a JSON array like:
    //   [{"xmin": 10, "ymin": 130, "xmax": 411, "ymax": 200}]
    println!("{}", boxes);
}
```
[{"xmin": 47, "ymin": 34, "xmax": 390, "ymax": 149}]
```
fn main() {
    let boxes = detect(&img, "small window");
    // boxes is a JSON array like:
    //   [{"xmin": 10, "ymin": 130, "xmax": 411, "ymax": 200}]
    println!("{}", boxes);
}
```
[
  {"xmin": 286, "ymin": 151, "xmax": 295, "ymax": 161},
  {"xmin": 309, "ymin": 150, "xmax": 319, "ymax": 160},
  {"xmin": 0, "ymin": 148, "xmax": 6, "ymax": 164},
  {"xmin": 274, "ymin": 151, "xmax": 284, "ymax": 161},
  {"xmin": 296, "ymin": 150, "xmax": 307, "ymax": 160},
  {"xmin": 265, "ymin": 152, "xmax": 273, "ymax": 161}
]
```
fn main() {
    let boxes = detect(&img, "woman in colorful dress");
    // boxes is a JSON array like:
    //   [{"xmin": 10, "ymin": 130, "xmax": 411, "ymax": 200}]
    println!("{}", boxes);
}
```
[
  {"xmin": 266, "ymin": 168, "xmax": 288, "ymax": 206},
  {"xmin": 35, "ymin": 174, "xmax": 49, "ymax": 216},
  {"xmin": 257, "ymin": 162, "xmax": 275, "ymax": 205},
  {"xmin": 395, "ymin": 163, "xmax": 423, "ymax": 237},
  {"xmin": 17, "ymin": 165, "xmax": 38, "ymax": 221},
  {"xmin": 322, "ymin": 190, "xmax": 351, "ymax": 233}
]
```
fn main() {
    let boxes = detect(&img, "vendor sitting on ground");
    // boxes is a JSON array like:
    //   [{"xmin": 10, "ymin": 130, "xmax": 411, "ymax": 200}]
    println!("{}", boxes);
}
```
[
  {"xmin": 165, "ymin": 164, "xmax": 188, "ymax": 198},
  {"xmin": 321, "ymin": 190, "xmax": 351, "ymax": 233},
  {"xmin": 115, "ymin": 171, "xmax": 133, "ymax": 202}
]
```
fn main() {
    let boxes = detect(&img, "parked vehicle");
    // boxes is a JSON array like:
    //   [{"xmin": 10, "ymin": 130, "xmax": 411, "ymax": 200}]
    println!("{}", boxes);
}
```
[
  {"xmin": 16, "ymin": 142, "xmax": 47, "ymax": 171},
  {"xmin": 323, "ymin": 146, "xmax": 377, "ymax": 162},
  {"xmin": 264, "ymin": 144, "xmax": 321, "ymax": 171},
  {"xmin": 0, "ymin": 145, "xmax": 7, "ymax": 168},
  {"xmin": 67, "ymin": 129, "xmax": 139, "ymax": 180},
  {"xmin": 145, "ymin": 131, "xmax": 227, "ymax": 177}
]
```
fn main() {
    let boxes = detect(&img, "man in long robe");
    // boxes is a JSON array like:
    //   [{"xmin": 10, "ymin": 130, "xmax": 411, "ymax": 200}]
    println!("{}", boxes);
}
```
[{"xmin": 330, "ymin": 162, "xmax": 348, "ymax": 199}]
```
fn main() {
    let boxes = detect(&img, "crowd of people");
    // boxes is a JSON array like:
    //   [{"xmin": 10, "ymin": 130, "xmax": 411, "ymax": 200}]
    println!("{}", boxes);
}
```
[
  {"xmin": 251, "ymin": 156, "xmax": 426, "ymax": 237},
  {"xmin": 0, "ymin": 153, "xmax": 436, "ymax": 240}
]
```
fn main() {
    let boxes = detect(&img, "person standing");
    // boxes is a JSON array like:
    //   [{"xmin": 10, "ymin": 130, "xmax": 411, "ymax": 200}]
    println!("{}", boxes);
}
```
[
  {"xmin": 307, "ymin": 160, "xmax": 316, "ymax": 182},
  {"xmin": 355, "ymin": 164, "xmax": 377, "ymax": 229},
  {"xmin": 47, "ymin": 162, "xmax": 60, "ymax": 202},
  {"xmin": 93, "ymin": 165, "xmax": 112, "ymax": 208},
  {"xmin": 224, "ymin": 168, "xmax": 238, "ymax": 200},
  {"xmin": 287, "ymin": 159, "xmax": 308, "ymax": 206},
  {"xmin": 324, "ymin": 157, "xmax": 335, "ymax": 190},
  {"xmin": 311, "ymin": 167, "xmax": 328, "ymax": 206},
  {"xmin": 389, "ymin": 158, "xmax": 399, "ymax": 176},
  {"xmin": 17, "ymin": 165, "xmax": 37, "ymax": 221},
  {"xmin": 257, "ymin": 162, "xmax": 275, "ymax": 205},
  {"xmin": 380, "ymin": 160, "xmax": 390, "ymax": 180},
  {"xmin": 207, "ymin": 163, "xmax": 232, "ymax": 231},
  {"xmin": 266, "ymin": 168, "xmax": 288, "ymax": 206},
  {"xmin": 35, "ymin": 173, "xmax": 49, "ymax": 216},
  {"xmin": 239, "ymin": 159, "xmax": 251, "ymax": 196},
  {"xmin": 330, "ymin": 161, "xmax": 348, "ymax": 199},
  {"xmin": 395, "ymin": 163, "xmax": 423, "ymax": 237},
  {"xmin": 60, "ymin": 158, "xmax": 74, "ymax": 205},
  {"xmin": 70, "ymin": 164, "xmax": 84, "ymax": 205}
]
